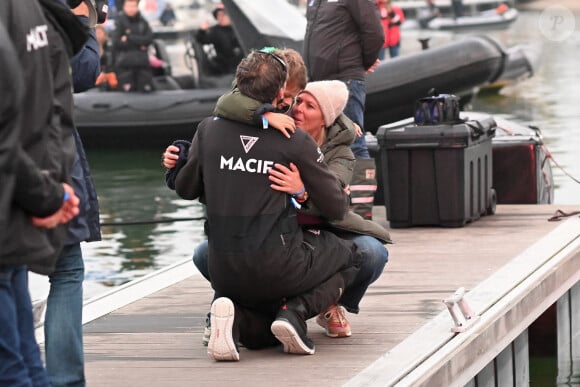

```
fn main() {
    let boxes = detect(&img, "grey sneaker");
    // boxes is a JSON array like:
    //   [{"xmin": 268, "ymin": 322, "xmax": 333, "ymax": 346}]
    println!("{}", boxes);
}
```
[
  {"xmin": 202, "ymin": 314, "xmax": 211, "ymax": 346},
  {"xmin": 207, "ymin": 297, "xmax": 239, "ymax": 361}
]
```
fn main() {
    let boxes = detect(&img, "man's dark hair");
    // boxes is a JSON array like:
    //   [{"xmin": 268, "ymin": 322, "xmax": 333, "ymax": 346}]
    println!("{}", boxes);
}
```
[{"xmin": 236, "ymin": 50, "xmax": 287, "ymax": 103}]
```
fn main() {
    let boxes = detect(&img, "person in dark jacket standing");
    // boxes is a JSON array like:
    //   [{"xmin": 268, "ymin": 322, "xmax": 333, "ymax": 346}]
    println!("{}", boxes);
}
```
[
  {"xmin": 304, "ymin": 0, "xmax": 384, "ymax": 220},
  {"xmin": 0, "ymin": 20, "xmax": 52, "ymax": 387},
  {"xmin": 0, "ymin": 0, "xmax": 81, "ymax": 274},
  {"xmin": 174, "ymin": 50, "xmax": 361, "ymax": 361},
  {"xmin": 195, "ymin": 3, "xmax": 243, "ymax": 76},
  {"xmin": 43, "ymin": 1, "xmax": 102, "ymax": 386},
  {"xmin": 112, "ymin": 0, "xmax": 154, "ymax": 91},
  {"xmin": 0, "ymin": 0, "xmax": 81, "ymax": 384}
]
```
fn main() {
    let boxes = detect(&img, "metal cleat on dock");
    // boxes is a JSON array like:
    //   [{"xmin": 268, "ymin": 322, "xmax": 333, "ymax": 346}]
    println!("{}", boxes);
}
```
[{"xmin": 443, "ymin": 287, "xmax": 479, "ymax": 333}]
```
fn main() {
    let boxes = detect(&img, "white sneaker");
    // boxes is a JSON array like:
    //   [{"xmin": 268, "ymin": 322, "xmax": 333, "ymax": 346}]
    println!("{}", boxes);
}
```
[{"xmin": 207, "ymin": 298, "xmax": 239, "ymax": 361}]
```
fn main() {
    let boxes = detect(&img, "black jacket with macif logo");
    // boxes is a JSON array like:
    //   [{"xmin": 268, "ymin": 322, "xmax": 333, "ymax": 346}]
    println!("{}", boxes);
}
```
[
  {"xmin": 0, "ymin": 0, "xmax": 77, "ymax": 275},
  {"xmin": 175, "ymin": 117, "xmax": 358, "ymax": 306}
]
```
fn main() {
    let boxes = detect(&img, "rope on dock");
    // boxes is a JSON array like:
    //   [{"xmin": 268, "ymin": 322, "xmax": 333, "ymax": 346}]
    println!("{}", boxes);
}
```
[
  {"xmin": 100, "ymin": 216, "xmax": 206, "ymax": 227},
  {"xmin": 548, "ymin": 210, "xmax": 580, "ymax": 222},
  {"xmin": 544, "ymin": 145, "xmax": 580, "ymax": 184}
]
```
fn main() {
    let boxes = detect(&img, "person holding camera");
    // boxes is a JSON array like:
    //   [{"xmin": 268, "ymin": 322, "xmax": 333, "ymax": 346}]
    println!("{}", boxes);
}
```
[{"xmin": 42, "ymin": 1, "xmax": 104, "ymax": 386}]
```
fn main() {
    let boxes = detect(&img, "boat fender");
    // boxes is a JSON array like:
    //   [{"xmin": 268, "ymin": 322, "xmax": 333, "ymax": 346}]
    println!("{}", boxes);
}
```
[{"xmin": 496, "ymin": 4, "xmax": 508, "ymax": 15}]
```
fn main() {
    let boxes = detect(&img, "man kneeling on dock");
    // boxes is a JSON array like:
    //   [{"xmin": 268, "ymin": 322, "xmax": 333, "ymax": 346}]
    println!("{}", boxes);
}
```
[{"xmin": 173, "ymin": 50, "xmax": 362, "ymax": 360}]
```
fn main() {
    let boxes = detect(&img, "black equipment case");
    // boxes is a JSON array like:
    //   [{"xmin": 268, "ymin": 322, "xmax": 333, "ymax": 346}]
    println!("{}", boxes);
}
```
[{"xmin": 377, "ymin": 115, "xmax": 497, "ymax": 228}]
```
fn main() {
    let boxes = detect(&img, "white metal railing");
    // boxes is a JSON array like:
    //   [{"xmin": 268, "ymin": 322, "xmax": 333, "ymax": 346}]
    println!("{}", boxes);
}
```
[{"xmin": 345, "ymin": 216, "xmax": 580, "ymax": 387}]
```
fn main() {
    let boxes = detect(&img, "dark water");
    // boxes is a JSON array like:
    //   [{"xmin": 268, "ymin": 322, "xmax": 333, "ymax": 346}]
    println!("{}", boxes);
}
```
[
  {"xmin": 469, "ymin": 10, "xmax": 580, "ymax": 206},
  {"xmin": 79, "ymin": 149, "xmax": 208, "ymax": 297},
  {"xmin": 32, "ymin": 8, "xmax": 579, "ymax": 306}
]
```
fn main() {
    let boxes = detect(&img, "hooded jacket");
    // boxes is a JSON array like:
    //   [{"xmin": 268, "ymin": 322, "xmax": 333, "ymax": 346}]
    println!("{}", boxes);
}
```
[
  {"xmin": 173, "ymin": 114, "xmax": 359, "ymax": 305},
  {"xmin": 0, "ymin": 0, "xmax": 81, "ymax": 274},
  {"xmin": 0, "ymin": 20, "xmax": 24, "ymax": 250},
  {"xmin": 212, "ymin": 90, "xmax": 392, "ymax": 244},
  {"xmin": 308, "ymin": 115, "xmax": 391, "ymax": 244},
  {"xmin": 304, "ymin": 0, "xmax": 384, "ymax": 81}
]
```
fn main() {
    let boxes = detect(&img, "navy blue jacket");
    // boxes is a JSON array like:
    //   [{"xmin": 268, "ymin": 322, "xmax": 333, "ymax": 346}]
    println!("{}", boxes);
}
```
[
  {"xmin": 66, "ymin": 15, "xmax": 102, "ymax": 245},
  {"xmin": 71, "ymin": 16, "xmax": 100, "ymax": 93}
]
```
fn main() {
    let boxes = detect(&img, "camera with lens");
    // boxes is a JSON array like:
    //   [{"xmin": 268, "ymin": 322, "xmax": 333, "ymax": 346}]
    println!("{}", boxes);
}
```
[{"xmin": 67, "ymin": 0, "xmax": 108, "ymax": 25}]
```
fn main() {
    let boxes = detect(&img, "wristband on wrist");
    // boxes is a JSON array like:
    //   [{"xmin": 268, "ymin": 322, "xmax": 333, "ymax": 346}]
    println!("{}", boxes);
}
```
[
  {"xmin": 291, "ymin": 187, "xmax": 305, "ymax": 197},
  {"xmin": 262, "ymin": 115, "xmax": 268, "ymax": 129}
]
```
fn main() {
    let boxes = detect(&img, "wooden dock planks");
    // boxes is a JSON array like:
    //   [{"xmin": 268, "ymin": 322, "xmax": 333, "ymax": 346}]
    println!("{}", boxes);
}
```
[{"xmin": 82, "ymin": 204, "xmax": 579, "ymax": 386}]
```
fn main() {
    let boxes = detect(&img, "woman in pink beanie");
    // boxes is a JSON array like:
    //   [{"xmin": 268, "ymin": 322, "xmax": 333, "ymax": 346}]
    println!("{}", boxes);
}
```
[
  {"xmin": 294, "ymin": 80, "xmax": 349, "ymax": 145},
  {"xmin": 268, "ymin": 80, "xmax": 391, "ymax": 339}
]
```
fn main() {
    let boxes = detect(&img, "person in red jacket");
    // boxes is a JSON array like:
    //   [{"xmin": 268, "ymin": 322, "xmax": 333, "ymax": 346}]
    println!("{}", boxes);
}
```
[{"xmin": 377, "ymin": 0, "xmax": 405, "ymax": 59}]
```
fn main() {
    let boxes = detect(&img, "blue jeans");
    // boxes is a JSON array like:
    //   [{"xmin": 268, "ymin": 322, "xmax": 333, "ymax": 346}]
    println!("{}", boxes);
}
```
[
  {"xmin": 389, "ymin": 45, "xmax": 400, "ymax": 58},
  {"xmin": 191, "ymin": 235, "xmax": 388, "ymax": 314},
  {"xmin": 338, "ymin": 235, "xmax": 388, "ymax": 313},
  {"xmin": 192, "ymin": 240, "xmax": 210, "ymax": 282},
  {"xmin": 378, "ymin": 47, "xmax": 386, "ymax": 61},
  {"xmin": 342, "ymin": 79, "xmax": 370, "ymax": 159},
  {"xmin": 0, "ymin": 265, "xmax": 50, "ymax": 387},
  {"xmin": 44, "ymin": 243, "xmax": 85, "ymax": 387},
  {"xmin": 192, "ymin": 240, "xmax": 216, "ymax": 320}
]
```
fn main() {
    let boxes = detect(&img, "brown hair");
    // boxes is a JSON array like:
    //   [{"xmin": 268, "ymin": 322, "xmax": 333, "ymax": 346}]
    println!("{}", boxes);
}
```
[
  {"xmin": 279, "ymin": 48, "xmax": 307, "ymax": 91},
  {"xmin": 236, "ymin": 50, "xmax": 287, "ymax": 103}
]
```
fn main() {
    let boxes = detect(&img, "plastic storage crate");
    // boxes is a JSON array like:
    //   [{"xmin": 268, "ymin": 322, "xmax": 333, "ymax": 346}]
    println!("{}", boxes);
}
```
[{"xmin": 377, "ymin": 116, "xmax": 497, "ymax": 228}]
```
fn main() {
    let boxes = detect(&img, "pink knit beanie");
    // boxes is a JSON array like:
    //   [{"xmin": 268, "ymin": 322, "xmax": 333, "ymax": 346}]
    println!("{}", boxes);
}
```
[{"xmin": 302, "ymin": 80, "xmax": 349, "ymax": 127}]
